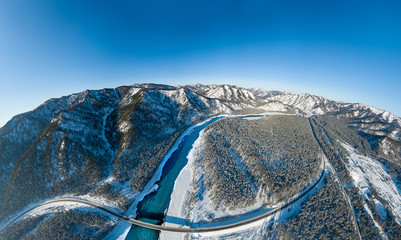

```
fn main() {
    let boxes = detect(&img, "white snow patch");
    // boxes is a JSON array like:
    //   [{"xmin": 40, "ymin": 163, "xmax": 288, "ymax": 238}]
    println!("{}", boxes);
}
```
[
  {"xmin": 241, "ymin": 116, "xmax": 263, "ymax": 120},
  {"xmin": 257, "ymin": 102, "xmax": 288, "ymax": 112},
  {"xmin": 381, "ymin": 138, "xmax": 393, "ymax": 156},
  {"xmin": 341, "ymin": 142, "xmax": 401, "ymax": 224},
  {"xmin": 60, "ymin": 138, "xmax": 65, "ymax": 150},
  {"xmin": 161, "ymin": 89, "xmax": 188, "ymax": 105},
  {"xmin": 119, "ymin": 121, "xmax": 131, "ymax": 133}
]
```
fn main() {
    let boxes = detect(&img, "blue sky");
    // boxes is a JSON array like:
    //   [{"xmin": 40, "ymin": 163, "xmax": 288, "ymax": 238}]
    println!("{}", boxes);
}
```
[{"xmin": 1, "ymin": 0, "xmax": 401, "ymax": 127}]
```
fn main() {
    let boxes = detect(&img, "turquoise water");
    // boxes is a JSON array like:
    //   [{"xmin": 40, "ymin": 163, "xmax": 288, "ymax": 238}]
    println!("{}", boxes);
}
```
[{"xmin": 126, "ymin": 117, "xmax": 223, "ymax": 240}]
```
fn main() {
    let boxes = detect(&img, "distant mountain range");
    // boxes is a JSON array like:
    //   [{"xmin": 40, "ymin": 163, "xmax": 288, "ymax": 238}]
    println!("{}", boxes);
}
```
[{"xmin": 1, "ymin": 83, "xmax": 400, "ymax": 239}]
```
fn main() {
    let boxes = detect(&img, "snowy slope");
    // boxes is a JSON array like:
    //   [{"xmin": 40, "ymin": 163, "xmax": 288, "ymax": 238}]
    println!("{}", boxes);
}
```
[
  {"xmin": 0, "ymin": 84, "xmax": 269, "ymax": 239},
  {"xmin": 183, "ymin": 84, "xmax": 258, "ymax": 104},
  {"xmin": 341, "ymin": 142, "xmax": 401, "ymax": 223},
  {"xmin": 1, "ymin": 83, "xmax": 401, "ymax": 239}
]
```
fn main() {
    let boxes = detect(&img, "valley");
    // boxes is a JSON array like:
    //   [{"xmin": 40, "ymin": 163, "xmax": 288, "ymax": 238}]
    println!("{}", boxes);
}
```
[
  {"xmin": 1, "ymin": 114, "xmax": 327, "ymax": 239},
  {"xmin": 0, "ymin": 84, "xmax": 401, "ymax": 239}
]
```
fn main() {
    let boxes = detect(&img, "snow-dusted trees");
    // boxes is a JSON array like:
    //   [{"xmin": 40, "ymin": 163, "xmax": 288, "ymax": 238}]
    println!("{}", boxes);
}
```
[
  {"xmin": 200, "ymin": 115, "xmax": 321, "ymax": 209},
  {"xmin": 278, "ymin": 175, "xmax": 358, "ymax": 239},
  {"xmin": 0, "ymin": 210, "xmax": 113, "ymax": 240},
  {"xmin": 310, "ymin": 115, "xmax": 401, "ymax": 239}
]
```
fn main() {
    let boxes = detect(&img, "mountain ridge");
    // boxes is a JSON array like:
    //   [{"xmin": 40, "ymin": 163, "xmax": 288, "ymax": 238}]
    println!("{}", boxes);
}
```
[
  {"xmin": 2, "ymin": 83, "xmax": 400, "ymax": 132},
  {"xmin": 1, "ymin": 83, "xmax": 400, "ymax": 239}
]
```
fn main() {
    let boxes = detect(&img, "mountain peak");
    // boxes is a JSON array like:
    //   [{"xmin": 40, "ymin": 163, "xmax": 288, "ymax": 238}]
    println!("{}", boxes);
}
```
[{"xmin": 1, "ymin": 83, "xmax": 400, "ymax": 239}]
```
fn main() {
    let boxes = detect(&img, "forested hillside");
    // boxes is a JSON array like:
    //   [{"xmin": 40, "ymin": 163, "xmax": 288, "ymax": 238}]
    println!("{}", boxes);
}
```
[
  {"xmin": 1, "ymin": 84, "xmax": 401, "ymax": 239},
  {"xmin": 186, "ymin": 115, "xmax": 322, "ymax": 222}
]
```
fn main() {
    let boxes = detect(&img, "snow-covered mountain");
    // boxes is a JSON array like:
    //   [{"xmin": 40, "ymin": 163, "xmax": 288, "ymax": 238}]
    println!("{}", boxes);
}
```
[
  {"xmin": 0, "ymin": 83, "xmax": 400, "ymax": 239},
  {"xmin": 183, "ymin": 84, "xmax": 257, "ymax": 103},
  {"xmin": 0, "ymin": 85, "xmax": 258, "ymax": 216}
]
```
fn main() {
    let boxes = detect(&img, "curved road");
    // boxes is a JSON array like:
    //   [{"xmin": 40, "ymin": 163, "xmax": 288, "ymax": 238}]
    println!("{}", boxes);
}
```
[
  {"xmin": 1, "ymin": 159, "xmax": 325, "ymax": 234},
  {"xmin": 4, "ymin": 116, "xmax": 351, "ymax": 236}
]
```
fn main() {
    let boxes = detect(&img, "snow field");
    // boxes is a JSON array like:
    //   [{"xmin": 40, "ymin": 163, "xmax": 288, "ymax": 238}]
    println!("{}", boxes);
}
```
[{"xmin": 341, "ymin": 142, "xmax": 401, "ymax": 224}]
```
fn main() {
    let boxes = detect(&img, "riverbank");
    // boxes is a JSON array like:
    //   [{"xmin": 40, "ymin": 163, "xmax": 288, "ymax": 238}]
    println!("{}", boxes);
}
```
[
  {"xmin": 105, "ymin": 115, "xmax": 227, "ymax": 240},
  {"xmin": 108, "ymin": 112, "xmax": 289, "ymax": 239}
]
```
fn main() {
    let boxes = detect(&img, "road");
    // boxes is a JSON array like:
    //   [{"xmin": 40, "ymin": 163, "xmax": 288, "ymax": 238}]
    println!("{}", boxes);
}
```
[
  {"xmin": 308, "ymin": 118, "xmax": 362, "ymax": 240},
  {"xmin": 1, "ymin": 159, "xmax": 325, "ymax": 234}
]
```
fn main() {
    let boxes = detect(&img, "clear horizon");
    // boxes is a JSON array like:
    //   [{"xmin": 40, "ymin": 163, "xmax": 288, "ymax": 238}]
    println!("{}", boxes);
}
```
[{"xmin": 1, "ymin": 0, "xmax": 401, "ymax": 127}]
